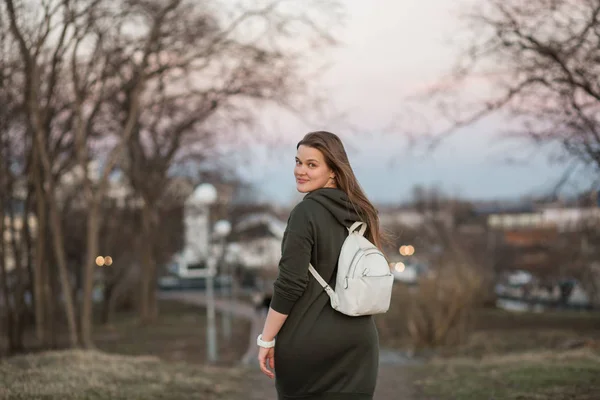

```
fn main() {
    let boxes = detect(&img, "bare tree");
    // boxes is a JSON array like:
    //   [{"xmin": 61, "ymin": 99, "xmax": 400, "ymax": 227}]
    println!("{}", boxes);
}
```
[
  {"xmin": 4, "ymin": 0, "xmax": 83, "ymax": 347},
  {"xmin": 2, "ymin": 0, "xmax": 343, "ymax": 349},
  {"xmin": 114, "ymin": 0, "xmax": 344, "ymax": 322},
  {"xmin": 0, "ymin": 6, "xmax": 20, "ymax": 354},
  {"xmin": 62, "ymin": 0, "xmax": 197, "ymax": 348},
  {"xmin": 0, "ymin": 140, "xmax": 29, "ymax": 355},
  {"xmin": 425, "ymin": 0, "xmax": 600, "ymax": 170},
  {"xmin": 0, "ymin": 103, "xmax": 27, "ymax": 356},
  {"xmin": 1, "ymin": 2, "xmax": 53, "ymax": 352},
  {"xmin": 66, "ymin": 0, "xmax": 343, "ymax": 340}
]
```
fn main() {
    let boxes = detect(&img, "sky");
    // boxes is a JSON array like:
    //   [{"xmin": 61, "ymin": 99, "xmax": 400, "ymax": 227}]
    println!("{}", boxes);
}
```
[{"xmin": 234, "ymin": 0, "xmax": 590, "ymax": 206}]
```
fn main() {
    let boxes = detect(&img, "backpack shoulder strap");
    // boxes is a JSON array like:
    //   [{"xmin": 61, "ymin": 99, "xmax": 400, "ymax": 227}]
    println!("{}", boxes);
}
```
[
  {"xmin": 308, "ymin": 263, "xmax": 329, "ymax": 288},
  {"xmin": 308, "ymin": 264, "xmax": 338, "ymax": 306},
  {"xmin": 348, "ymin": 221, "xmax": 367, "ymax": 236}
]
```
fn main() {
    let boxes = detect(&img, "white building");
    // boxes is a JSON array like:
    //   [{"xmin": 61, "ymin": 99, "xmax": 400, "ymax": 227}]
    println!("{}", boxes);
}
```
[
  {"xmin": 226, "ymin": 213, "xmax": 286, "ymax": 272},
  {"xmin": 488, "ymin": 207, "xmax": 600, "ymax": 231},
  {"xmin": 379, "ymin": 208, "xmax": 454, "ymax": 229}
]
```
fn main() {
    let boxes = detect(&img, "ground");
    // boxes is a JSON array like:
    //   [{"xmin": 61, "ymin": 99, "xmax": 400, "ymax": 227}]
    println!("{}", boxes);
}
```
[
  {"xmin": 412, "ymin": 349, "xmax": 600, "ymax": 399},
  {"xmin": 92, "ymin": 299, "xmax": 251, "ymax": 366},
  {"xmin": 0, "ymin": 350, "xmax": 242, "ymax": 400},
  {"xmin": 0, "ymin": 349, "xmax": 419, "ymax": 400},
  {"xmin": 2, "ymin": 295, "xmax": 600, "ymax": 399},
  {"xmin": 3, "ymin": 347, "xmax": 597, "ymax": 400}
]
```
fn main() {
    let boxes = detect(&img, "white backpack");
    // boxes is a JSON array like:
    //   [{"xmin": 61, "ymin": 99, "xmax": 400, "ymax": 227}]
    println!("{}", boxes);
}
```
[{"xmin": 308, "ymin": 221, "xmax": 394, "ymax": 316}]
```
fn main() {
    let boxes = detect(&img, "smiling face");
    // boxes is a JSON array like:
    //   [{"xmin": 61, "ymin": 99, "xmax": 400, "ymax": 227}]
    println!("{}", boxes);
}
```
[{"xmin": 294, "ymin": 145, "xmax": 336, "ymax": 193}]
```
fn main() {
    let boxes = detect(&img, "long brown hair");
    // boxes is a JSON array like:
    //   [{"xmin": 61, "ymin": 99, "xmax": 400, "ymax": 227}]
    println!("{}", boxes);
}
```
[{"xmin": 297, "ymin": 131, "xmax": 386, "ymax": 250}]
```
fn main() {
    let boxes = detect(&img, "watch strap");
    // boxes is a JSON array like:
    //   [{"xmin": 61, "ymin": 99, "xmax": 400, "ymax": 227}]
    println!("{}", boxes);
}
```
[{"xmin": 257, "ymin": 334, "xmax": 276, "ymax": 348}]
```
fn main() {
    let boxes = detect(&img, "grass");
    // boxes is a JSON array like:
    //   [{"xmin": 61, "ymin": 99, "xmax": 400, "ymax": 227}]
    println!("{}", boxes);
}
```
[
  {"xmin": 0, "ymin": 300, "xmax": 255, "ymax": 399},
  {"xmin": 472, "ymin": 308, "xmax": 600, "ymax": 331},
  {"xmin": 3, "ymin": 295, "xmax": 600, "ymax": 399},
  {"xmin": 375, "ymin": 294, "xmax": 600, "ymax": 399},
  {"xmin": 92, "ymin": 300, "xmax": 252, "ymax": 366},
  {"xmin": 412, "ymin": 349, "xmax": 600, "ymax": 399},
  {"xmin": 0, "ymin": 349, "xmax": 244, "ymax": 400},
  {"xmin": 436, "ymin": 308, "xmax": 600, "ymax": 359},
  {"xmin": 434, "ymin": 328, "xmax": 600, "ymax": 359},
  {"xmin": 1, "ymin": 299, "xmax": 253, "ymax": 366},
  {"xmin": 376, "ymin": 303, "xmax": 600, "ymax": 357}
]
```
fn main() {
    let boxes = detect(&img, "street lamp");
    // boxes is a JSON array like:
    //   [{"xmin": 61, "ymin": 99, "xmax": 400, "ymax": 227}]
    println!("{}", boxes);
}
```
[
  {"xmin": 192, "ymin": 183, "xmax": 217, "ymax": 205},
  {"xmin": 214, "ymin": 219, "xmax": 232, "ymax": 340},
  {"xmin": 188, "ymin": 182, "xmax": 219, "ymax": 363}
]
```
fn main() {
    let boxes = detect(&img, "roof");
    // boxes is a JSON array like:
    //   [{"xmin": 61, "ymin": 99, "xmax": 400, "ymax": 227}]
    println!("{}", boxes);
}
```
[{"xmin": 233, "ymin": 213, "xmax": 286, "ymax": 239}]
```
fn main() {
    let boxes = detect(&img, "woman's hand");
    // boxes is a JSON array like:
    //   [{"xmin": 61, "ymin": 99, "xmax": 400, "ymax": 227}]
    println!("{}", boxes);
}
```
[
  {"xmin": 258, "ymin": 346, "xmax": 275, "ymax": 379},
  {"xmin": 257, "ymin": 307, "xmax": 288, "ymax": 379}
]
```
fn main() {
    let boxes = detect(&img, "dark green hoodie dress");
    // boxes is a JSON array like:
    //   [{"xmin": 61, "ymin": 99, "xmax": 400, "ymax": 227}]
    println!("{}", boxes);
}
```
[{"xmin": 270, "ymin": 188, "xmax": 379, "ymax": 400}]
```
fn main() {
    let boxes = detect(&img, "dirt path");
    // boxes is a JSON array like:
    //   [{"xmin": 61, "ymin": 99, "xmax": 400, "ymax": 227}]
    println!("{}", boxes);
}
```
[{"xmin": 160, "ymin": 291, "xmax": 418, "ymax": 399}]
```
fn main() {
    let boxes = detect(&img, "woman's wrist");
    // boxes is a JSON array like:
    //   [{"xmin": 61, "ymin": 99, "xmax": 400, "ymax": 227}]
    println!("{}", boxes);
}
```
[
  {"xmin": 257, "ymin": 334, "xmax": 276, "ymax": 348},
  {"xmin": 260, "ymin": 333, "xmax": 276, "ymax": 342}
]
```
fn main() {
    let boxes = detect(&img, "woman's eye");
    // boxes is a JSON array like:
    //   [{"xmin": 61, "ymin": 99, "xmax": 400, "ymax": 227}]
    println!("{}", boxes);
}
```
[
  {"xmin": 308, "ymin": 163, "xmax": 316, "ymax": 168},
  {"xmin": 295, "ymin": 160, "xmax": 301, "ymax": 165}
]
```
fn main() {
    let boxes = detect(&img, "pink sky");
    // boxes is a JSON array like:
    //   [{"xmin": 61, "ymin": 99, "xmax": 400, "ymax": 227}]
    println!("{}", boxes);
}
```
[{"xmin": 233, "ymin": 0, "xmax": 587, "ymax": 204}]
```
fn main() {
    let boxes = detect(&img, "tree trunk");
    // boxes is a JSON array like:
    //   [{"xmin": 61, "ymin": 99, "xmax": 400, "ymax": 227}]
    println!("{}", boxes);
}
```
[
  {"xmin": 0, "ymin": 183, "xmax": 13, "ymax": 353},
  {"xmin": 47, "ymin": 245, "xmax": 59, "ymax": 349},
  {"xmin": 7, "ymin": 196, "xmax": 26, "ymax": 354},
  {"xmin": 23, "ymin": 185, "xmax": 35, "ymax": 324},
  {"xmin": 0, "ymin": 132, "xmax": 25, "ymax": 354},
  {"xmin": 106, "ymin": 268, "xmax": 135, "ymax": 326},
  {"xmin": 0, "ymin": 228, "xmax": 23, "ymax": 356},
  {"xmin": 101, "ymin": 281, "xmax": 113, "ymax": 326},
  {"xmin": 147, "ymin": 241, "xmax": 159, "ymax": 321},
  {"xmin": 81, "ymin": 201, "xmax": 100, "ymax": 347},
  {"xmin": 32, "ymin": 154, "xmax": 48, "ymax": 346},
  {"xmin": 139, "ymin": 203, "xmax": 159, "ymax": 323},
  {"xmin": 101, "ymin": 256, "xmax": 130, "ymax": 326},
  {"xmin": 5, "ymin": 0, "xmax": 79, "ymax": 347},
  {"xmin": 47, "ymin": 196, "xmax": 79, "ymax": 347}
]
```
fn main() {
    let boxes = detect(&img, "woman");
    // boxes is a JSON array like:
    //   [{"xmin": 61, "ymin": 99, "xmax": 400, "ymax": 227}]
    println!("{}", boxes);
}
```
[{"xmin": 257, "ymin": 131, "xmax": 384, "ymax": 400}]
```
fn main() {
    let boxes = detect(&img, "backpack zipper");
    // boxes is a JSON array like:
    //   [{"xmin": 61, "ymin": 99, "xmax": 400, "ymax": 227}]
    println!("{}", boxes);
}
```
[
  {"xmin": 344, "ymin": 249, "xmax": 365, "ymax": 288},
  {"xmin": 362, "ymin": 269, "xmax": 392, "ymax": 278},
  {"xmin": 349, "ymin": 248, "xmax": 382, "ymax": 279}
]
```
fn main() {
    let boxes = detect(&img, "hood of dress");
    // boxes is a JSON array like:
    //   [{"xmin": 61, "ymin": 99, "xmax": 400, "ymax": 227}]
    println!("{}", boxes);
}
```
[{"xmin": 303, "ymin": 188, "xmax": 362, "ymax": 228}]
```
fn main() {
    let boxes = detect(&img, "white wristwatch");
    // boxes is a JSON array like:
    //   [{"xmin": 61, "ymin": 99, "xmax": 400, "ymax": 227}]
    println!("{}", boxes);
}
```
[{"xmin": 257, "ymin": 334, "xmax": 276, "ymax": 348}]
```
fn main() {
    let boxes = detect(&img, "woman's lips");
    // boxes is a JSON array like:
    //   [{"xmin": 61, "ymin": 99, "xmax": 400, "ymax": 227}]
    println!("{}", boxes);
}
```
[{"xmin": 296, "ymin": 178, "xmax": 308, "ymax": 184}]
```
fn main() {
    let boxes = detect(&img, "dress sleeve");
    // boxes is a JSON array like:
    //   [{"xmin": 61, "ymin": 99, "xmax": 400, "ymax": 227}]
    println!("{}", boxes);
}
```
[{"xmin": 270, "ymin": 201, "xmax": 314, "ymax": 315}]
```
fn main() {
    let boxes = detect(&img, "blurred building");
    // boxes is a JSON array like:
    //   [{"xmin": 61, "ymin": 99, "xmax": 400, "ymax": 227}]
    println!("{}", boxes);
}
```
[
  {"xmin": 378, "ymin": 207, "xmax": 454, "ymax": 229},
  {"xmin": 485, "ymin": 205, "xmax": 600, "ymax": 276},
  {"xmin": 227, "ymin": 212, "xmax": 286, "ymax": 273},
  {"xmin": 488, "ymin": 206, "xmax": 600, "ymax": 232}
]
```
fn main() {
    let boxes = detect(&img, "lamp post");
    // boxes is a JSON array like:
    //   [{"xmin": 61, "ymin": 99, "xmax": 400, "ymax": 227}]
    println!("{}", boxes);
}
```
[
  {"xmin": 214, "ymin": 219, "xmax": 232, "ymax": 340},
  {"xmin": 189, "ymin": 183, "xmax": 218, "ymax": 363}
]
